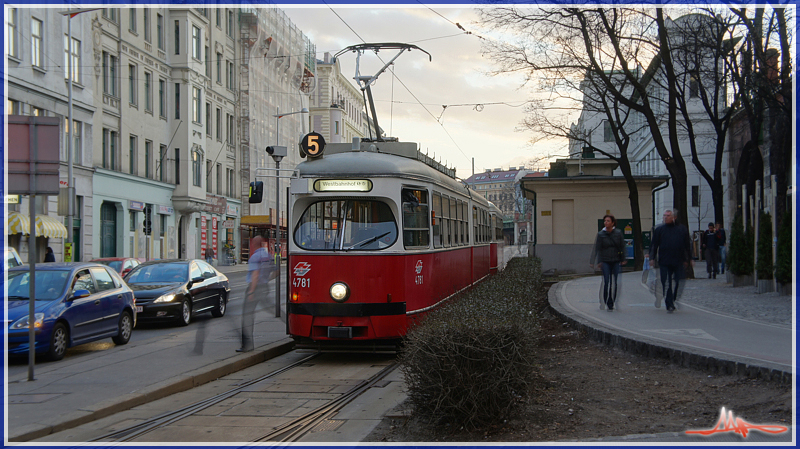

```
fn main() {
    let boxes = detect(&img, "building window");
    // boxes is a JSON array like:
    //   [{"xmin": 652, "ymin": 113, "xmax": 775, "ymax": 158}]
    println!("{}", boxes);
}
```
[
  {"xmin": 64, "ymin": 35, "xmax": 80, "ymax": 82},
  {"xmin": 31, "ymin": 18, "xmax": 43, "ymax": 68},
  {"xmin": 129, "ymin": 64, "xmax": 138, "ymax": 105},
  {"xmin": 691, "ymin": 185, "xmax": 700, "ymax": 208},
  {"xmin": 103, "ymin": 52, "xmax": 118, "ymax": 96},
  {"xmin": 226, "ymin": 113, "xmax": 234, "ymax": 144},
  {"xmin": 157, "ymin": 13, "xmax": 164, "ymax": 50},
  {"xmin": 129, "ymin": 135, "xmax": 137, "ymax": 175},
  {"xmin": 603, "ymin": 120, "xmax": 614, "ymax": 142},
  {"xmin": 689, "ymin": 72, "xmax": 699, "ymax": 98},
  {"xmin": 175, "ymin": 148, "xmax": 180, "ymax": 184},
  {"xmin": 63, "ymin": 119, "xmax": 81, "ymax": 162},
  {"xmin": 175, "ymin": 83, "xmax": 180, "ymax": 119},
  {"xmin": 226, "ymin": 60, "xmax": 234, "ymax": 90},
  {"xmin": 144, "ymin": 71, "xmax": 152, "ymax": 112},
  {"xmin": 158, "ymin": 78, "xmax": 165, "ymax": 117},
  {"xmin": 216, "ymin": 108, "xmax": 221, "ymax": 140},
  {"xmin": 174, "ymin": 20, "xmax": 180, "ymax": 55},
  {"xmin": 192, "ymin": 25, "xmax": 201, "ymax": 60},
  {"xmin": 160, "ymin": 214, "xmax": 166, "ymax": 237},
  {"xmin": 129, "ymin": 7, "xmax": 136, "ymax": 32},
  {"xmin": 103, "ymin": 129, "xmax": 118, "ymax": 170},
  {"xmin": 7, "ymin": 99, "xmax": 20, "ymax": 114},
  {"xmin": 227, "ymin": 168, "xmax": 234, "ymax": 197},
  {"xmin": 102, "ymin": 8, "xmax": 118, "ymax": 23},
  {"xmin": 7, "ymin": 8, "xmax": 18, "ymax": 58},
  {"xmin": 216, "ymin": 9, "xmax": 221, "ymax": 27},
  {"xmin": 227, "ymin": 10, "xmax": 233, "ymax": 37},
  {"xmin": 334, "ymin": 121, "xmax": 339, "ymax": 135},
  {"xmin": 159, "ymin": 144, "xmax": 167, "ymax": 182},
  {"xmin": 205, "ymin": 45, "xmax": 211, "ymax": 77},
  {"xmin": 145, "ymin": 140, "xmax": 153, "ymax": 179},
  {"xmin": 192, "ymin": 148, "xmax": 202, "ymax": 187},
  {"xmin": 206, "ymin": 160, "xmax": 212, "ymax": 193},
  {"xmin": 216, "ymin": 52, "xmax": 222, "ymax": 84},
  {"xmin": 143, "ymin": 9, "xmax": 150, "ymax": 42},
  {"xmin": 192, "ymin": 87, "xmax": 201, "ymax": 123},
  {"xmin": 216, "ymin": 164, "xmax": 222, "ymax": 194}
]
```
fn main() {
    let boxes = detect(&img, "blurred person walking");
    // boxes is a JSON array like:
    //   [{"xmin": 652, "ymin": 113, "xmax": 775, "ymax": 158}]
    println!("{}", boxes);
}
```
[
  {"xmin": 716, "ymin": 222, "xmax": 727, "ymax": 274},
  {"xmin": 649, "ymin": 209, "xmax": 693, "ymax": 313},
  {"xmin": 590, "ymin": 214, "xmax": 626, "ymax": 311},
  {"xmin": 44, "ymin": 247, "xmax": 55, "ymax": 262},
  {"xmin": 237, "ymin": 236, "xmax": 277, "ymax": 352},
  {"xmin": 701, "ymin": 222, "xmax": 720, "ymax": 279}
]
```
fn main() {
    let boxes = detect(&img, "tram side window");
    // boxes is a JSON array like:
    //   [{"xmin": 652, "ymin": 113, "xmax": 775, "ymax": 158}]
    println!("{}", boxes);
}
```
[
  {"xmin": 472, "ymin": 206, "xmax": 478, "ymax": 244},
  {"xmin": 442, "ymin": 195, "xmax": 450, "ymax": 247},
  {"xmin": 450, "ymin": 197, "xmax": 458, "ymax": 246},
  {"xmin": 402, "ymin": 189, "xmax": 430, "ymax": 249},
  {"xmin": 495, "ymin": 215, "xmax": 503, "ymax": 241},
  {"xmin": 432, "ymin": 192, "xmax": 443, "ymax": 248}
]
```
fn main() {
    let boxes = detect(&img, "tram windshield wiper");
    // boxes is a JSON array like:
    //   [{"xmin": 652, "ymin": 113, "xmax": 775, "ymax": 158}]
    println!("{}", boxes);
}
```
[{"xmin": 345, "ymin": 232, "xmax": 391, "ymax": 251}]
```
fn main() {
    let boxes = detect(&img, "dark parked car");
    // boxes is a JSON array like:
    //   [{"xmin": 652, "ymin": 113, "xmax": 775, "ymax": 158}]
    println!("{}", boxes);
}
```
[
  {"xmin": 124, "ymin": 259, "xmax": 230, "ymax": 326},
  {"xmin": 6, "ymin": 262, "xmax": 136, "ymax": 361},
  {"xmin": 91, "ymin": 257, "xmax": 142, "ymax": 277}
]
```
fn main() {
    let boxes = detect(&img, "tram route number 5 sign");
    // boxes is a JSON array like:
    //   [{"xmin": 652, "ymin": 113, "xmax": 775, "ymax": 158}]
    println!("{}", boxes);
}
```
[{"xmin": 300, "ymin": 132, "xmax": 326, "ymax": 158}]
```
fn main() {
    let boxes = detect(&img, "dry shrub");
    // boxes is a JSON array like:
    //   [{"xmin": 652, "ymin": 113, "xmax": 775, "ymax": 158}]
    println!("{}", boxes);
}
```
[{"xmin": 400, "ymin": 257, "xmax": 544, "ymax": 429}]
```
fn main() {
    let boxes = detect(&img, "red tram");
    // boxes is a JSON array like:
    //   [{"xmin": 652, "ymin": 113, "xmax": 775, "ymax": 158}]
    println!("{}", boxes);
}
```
[{"xmin": 287, "ymin": 140, "xmax": 506, "ymax": 349}]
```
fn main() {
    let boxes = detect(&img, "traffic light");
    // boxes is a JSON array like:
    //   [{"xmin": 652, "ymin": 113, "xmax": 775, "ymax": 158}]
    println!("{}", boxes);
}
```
[
  {"xmin": 249, "ymin": 181, "xmax": 263, "ymax": 203},
  {"xmin": 143, "ymin": 206, "xmax": 152, "ymax": 235},
  {"xmin": 265, "ymin": 146, "xmax": 287, "ymax": 158}
]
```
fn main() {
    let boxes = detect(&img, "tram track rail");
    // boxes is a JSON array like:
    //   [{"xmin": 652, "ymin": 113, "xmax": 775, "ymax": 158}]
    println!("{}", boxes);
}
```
[
  {"xmin": 88, "ymin": 352, "xmax": 400, "ymax": 444},
  {"xmin": 89, "ymin": 353, "xmax": 322, "ymax": 443},
  {"xmin": 253, "ymin": 361, "xmax": 400, "ymax": 442}
]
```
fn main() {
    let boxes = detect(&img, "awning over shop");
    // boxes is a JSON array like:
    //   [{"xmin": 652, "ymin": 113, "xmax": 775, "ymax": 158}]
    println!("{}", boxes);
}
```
[
  {"xmin": 36, "ymin": 215, "xmax": 68, "ymax": 239},
  {"xmin": 7, "ymin": 211, "xmax": 30, "ymax": 235}
]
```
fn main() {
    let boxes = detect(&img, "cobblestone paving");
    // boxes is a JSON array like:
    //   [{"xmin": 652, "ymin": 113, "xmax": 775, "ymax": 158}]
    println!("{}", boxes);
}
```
[{"xmin": 677, "ymin": 262, "xmax": 793, "ymax": 327}]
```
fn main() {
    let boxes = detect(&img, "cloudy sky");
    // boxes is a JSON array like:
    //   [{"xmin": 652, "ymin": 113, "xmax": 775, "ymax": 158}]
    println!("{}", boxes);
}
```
[{"xmin": 283, "ymin": 6, "xmax": 569, "ymax": 179}]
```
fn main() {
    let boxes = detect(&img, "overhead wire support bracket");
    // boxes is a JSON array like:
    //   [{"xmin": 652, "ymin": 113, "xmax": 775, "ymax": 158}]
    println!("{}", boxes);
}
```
[{"xmin": 334, "ymin": 43, "xmax": 431, "ymax": 142}]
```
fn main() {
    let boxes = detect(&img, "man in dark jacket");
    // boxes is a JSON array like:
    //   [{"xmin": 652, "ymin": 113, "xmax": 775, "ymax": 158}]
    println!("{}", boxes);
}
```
[
  {"xmin": 716, "ymin": 222, "xmax": 727, "ymax": 274},
  {"xmin": 649, "ymin": 209, "xmax": 693, "ymax": 312},
  {"xmin": 701, "ymin": 222, "xmax": 720, "ymax": 279}
]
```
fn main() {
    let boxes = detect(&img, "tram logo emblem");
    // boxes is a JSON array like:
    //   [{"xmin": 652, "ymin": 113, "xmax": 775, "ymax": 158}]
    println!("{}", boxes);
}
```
[
  {"xmin": 415, "ymin": 260, "xmax": 423, "ymax": 274},
  {"xmin": 294, "ymin": 262, "xmax": 312, "ymax": 277}
]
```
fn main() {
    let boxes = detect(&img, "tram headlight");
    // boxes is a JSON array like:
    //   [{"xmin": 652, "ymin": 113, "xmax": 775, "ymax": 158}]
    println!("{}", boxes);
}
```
[{"xmin": 330, "ymin": 282, "xmax": 350, "ymax": 303}]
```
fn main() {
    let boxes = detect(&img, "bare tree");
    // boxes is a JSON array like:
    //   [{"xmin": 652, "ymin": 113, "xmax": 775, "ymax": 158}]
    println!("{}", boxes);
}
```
[
  {"xmin": 478, "ymin": 7, "xmax": 703, "ymax": 270},
  {"xmin": 727, "ymin": 7, "xmax": 793, "ymax": 226}
]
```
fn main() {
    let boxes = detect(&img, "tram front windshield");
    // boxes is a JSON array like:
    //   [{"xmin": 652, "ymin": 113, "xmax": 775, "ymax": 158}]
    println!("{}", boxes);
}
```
[{"xmin": 294, "ymin": 200, "xmax": 398, "ymax": 251}]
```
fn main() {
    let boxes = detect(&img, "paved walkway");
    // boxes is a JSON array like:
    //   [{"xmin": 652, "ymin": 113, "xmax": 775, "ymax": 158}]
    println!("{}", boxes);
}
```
[{"xmin": 549, "ymin": 261, "xmax": 794, "ymax": 379}]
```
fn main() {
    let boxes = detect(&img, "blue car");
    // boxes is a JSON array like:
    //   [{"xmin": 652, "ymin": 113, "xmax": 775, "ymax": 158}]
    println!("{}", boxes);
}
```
[{"xmin": 6, "ymin": 262, "xmax": 136, "ymax": 361}]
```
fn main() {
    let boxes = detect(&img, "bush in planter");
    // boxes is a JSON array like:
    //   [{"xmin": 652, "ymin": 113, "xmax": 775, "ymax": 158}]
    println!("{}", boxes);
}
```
[
  {"xmin": 775, "ymin": 214, "xmax": 792, "ymax": 285},
  {"xmin": 756, "ymin": 212, "xmax": 773, "ymax": 280},
  {"xmin": 727, "ymin": 211, "xmax": 754, "ymax": 276},
  {"xmin": 400, "ymin": 257, "xmax": 543, "ymax": 430}
]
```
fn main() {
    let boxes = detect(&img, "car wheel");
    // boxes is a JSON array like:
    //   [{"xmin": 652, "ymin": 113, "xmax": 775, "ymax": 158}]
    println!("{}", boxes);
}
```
[
  {"xmin": 47, "ymin": 322, "xmax": 68, "ymax": 361},
  {"xmin": 112, "ymin": 311, "xmax": 133, "ymax": 345},
  {"xmin": 177, "ymin": 298, "xmax": 192, "ymax": 326},
  {"xmin": 211, "ymin": 293, "xmax": 227, "ymax": 318}
]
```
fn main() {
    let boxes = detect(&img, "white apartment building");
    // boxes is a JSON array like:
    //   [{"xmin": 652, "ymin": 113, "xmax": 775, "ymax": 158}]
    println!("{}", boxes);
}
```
[
  {"xmin": 238, "ymin": 7, "xmax": 315, "ymax": 259},
  {"xmin": 310, "ymin": 52, "xmax": 369, "ymax": 144},
  {"xmin": 6, "ymin": 7, "xmax": 95, "ymax": 262},
  {"xmin": 89, "ymin": 6, "xmax": 242, "ymax": 262}
]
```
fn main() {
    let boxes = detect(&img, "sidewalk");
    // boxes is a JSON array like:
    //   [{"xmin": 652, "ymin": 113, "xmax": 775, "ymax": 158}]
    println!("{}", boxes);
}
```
[{"xmin": 549, "ymin": 261, "xmax": 794, "ymax": 381}]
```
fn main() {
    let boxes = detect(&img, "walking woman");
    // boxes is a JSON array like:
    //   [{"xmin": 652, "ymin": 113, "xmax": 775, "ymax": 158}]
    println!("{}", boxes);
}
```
[{"xmin": 590, "ymin": 214, "xmax": 626, "ymax": 311}]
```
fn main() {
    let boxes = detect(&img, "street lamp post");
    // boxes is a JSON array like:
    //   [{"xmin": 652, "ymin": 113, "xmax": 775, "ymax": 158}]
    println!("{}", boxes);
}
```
[{"xmin": 271, "ymin": 107, "xmax": 308, "ymax": 318}]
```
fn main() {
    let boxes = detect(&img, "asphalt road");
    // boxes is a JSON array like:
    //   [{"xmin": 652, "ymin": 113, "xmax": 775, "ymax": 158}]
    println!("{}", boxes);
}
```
[{"xmin": 7, "ymin": 270, "xmax": 282, "ymax": 375}]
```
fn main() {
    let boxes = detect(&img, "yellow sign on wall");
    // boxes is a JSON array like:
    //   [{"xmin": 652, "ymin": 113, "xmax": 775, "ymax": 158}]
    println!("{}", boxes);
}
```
[
  {"xmin": 541, "ymin": 211, "xmax": 551, "ymax": 216},
  {"xmin": 64, "ymin": 243, "xmax": 73, "ymax": 262}
]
